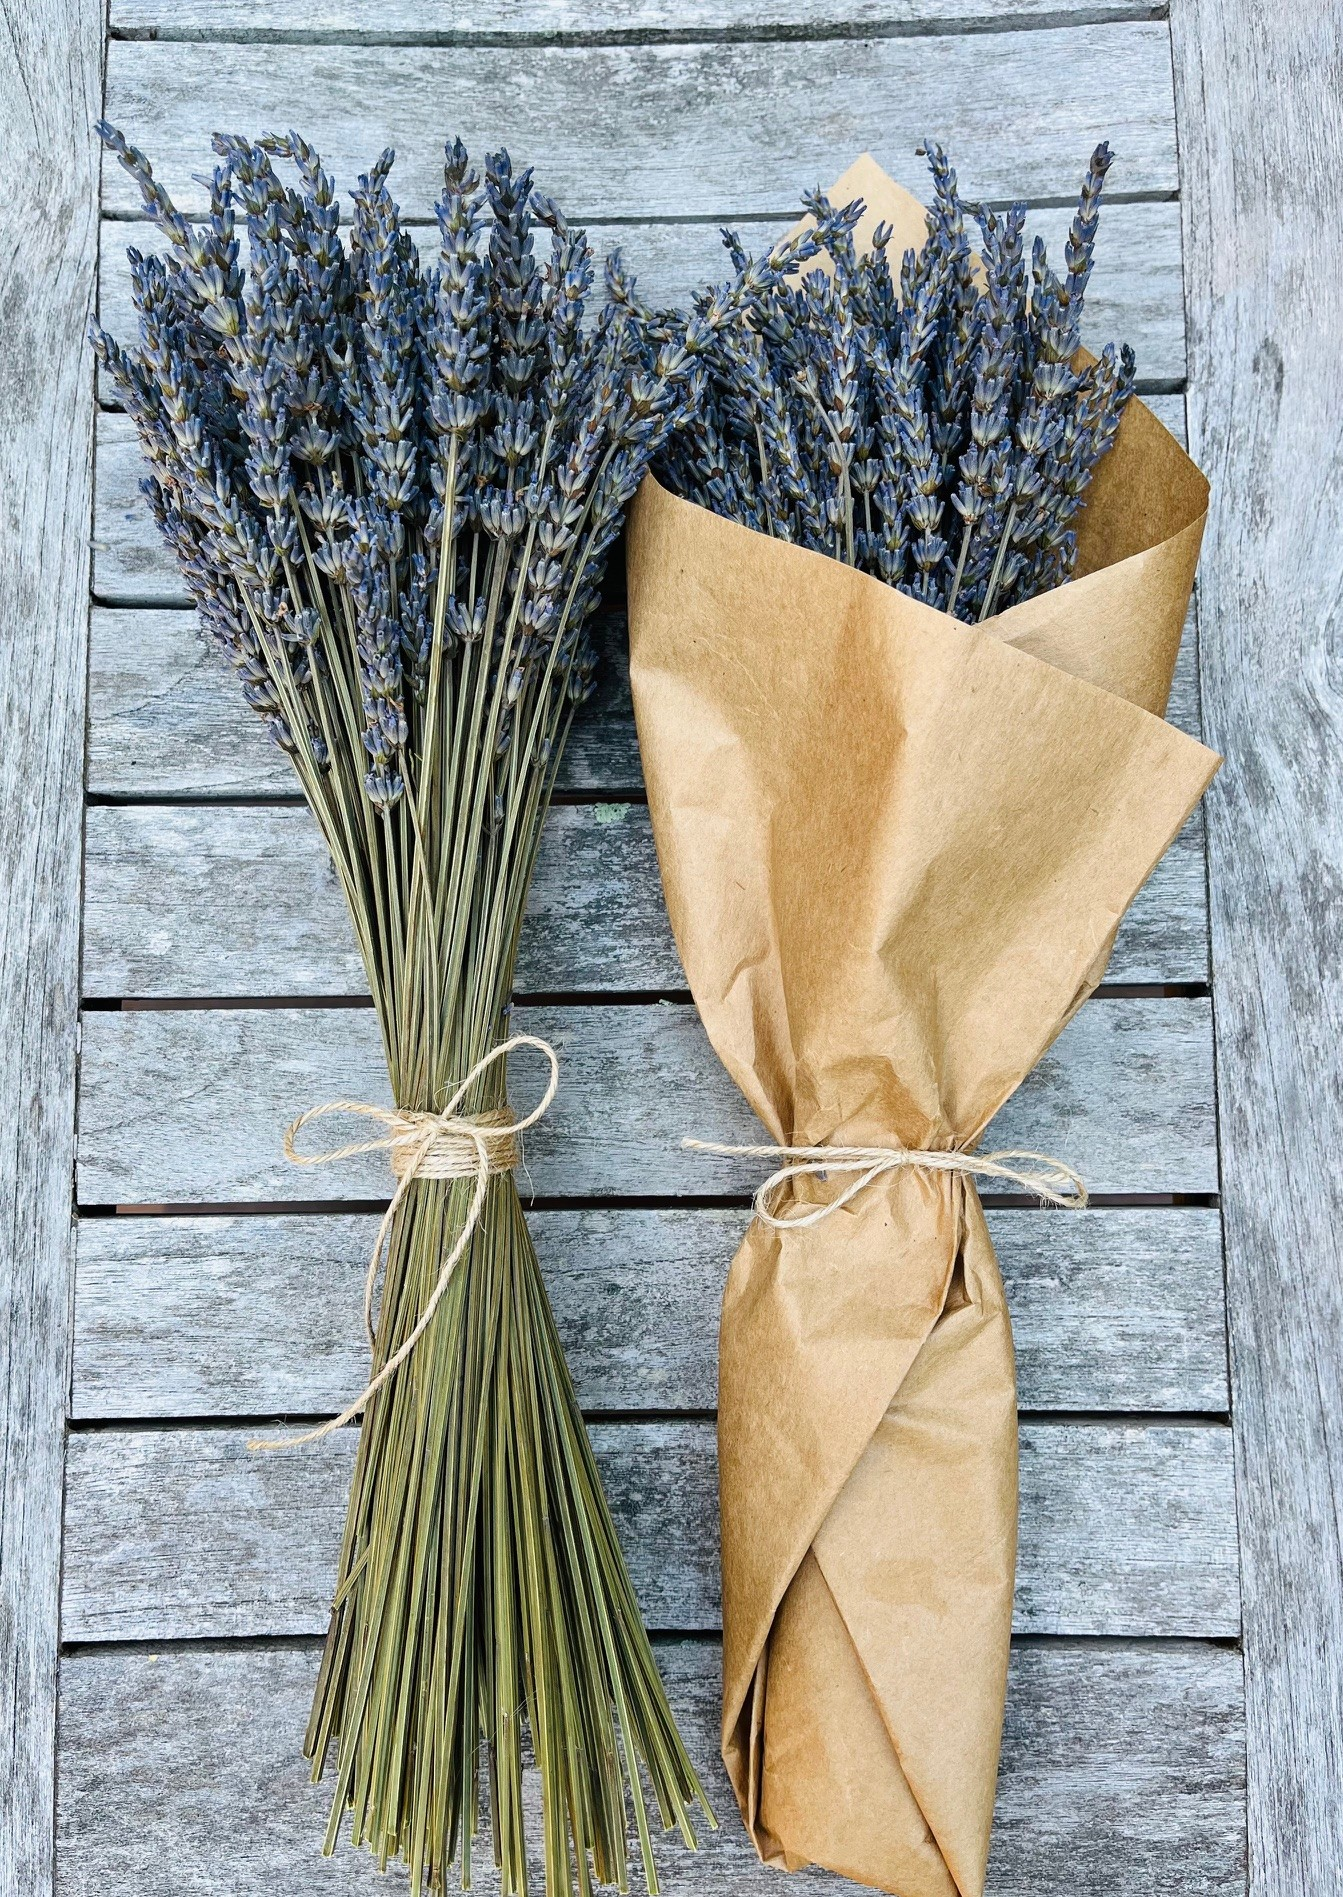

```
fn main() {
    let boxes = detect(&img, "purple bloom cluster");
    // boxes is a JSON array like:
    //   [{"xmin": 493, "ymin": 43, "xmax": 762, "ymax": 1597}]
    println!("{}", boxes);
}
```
[
  {"xmin": 655, "ymin": 142, "xmax": 1136, "ymax": 623},
  {"xmin": 93, "ymin": 127, "xmax": 825, "ymax": 819}
]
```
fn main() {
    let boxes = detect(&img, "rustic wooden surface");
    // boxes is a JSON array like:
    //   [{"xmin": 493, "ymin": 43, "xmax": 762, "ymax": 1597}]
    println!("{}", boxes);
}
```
[
  {"xmin": 55, "ymin": 1641, "xmax": 1247, "ymax": 1897},
  {"xmin": 107, "ymin": 0, "xmax": 1169, "ymax": 39},
  {"xmin": 62, "ymin": 1419, "xmax": 1239, "ymax": 1641},
  {"xmin": 0, "ymin": 6, "xmax": 102, "ymax": 1896},
  {"xmin": 87, "ymin": 605, "xmax": 652, "ymax": 792},
  {"xmin": 73, "ymin": 1206, "xmax": 1231, "ymax": 1416},
  {"xmin": 81, "ymin": 800, "xmax": 1210, "ymax": 993},
  {"xmin": 98, "ymin": 29, "xmax": 1178, "ymax": 220},
  {"xmin": 1170, "ymin": 0, "xmax": 1343, "ymax": 1885},
  {"xmin": 0, "ymin": 0, "xmax": 1272, "ymax": 1889},
  {"xmin": 76, "ymin": 995, "xmax": 1218, "ymax": 1203}
]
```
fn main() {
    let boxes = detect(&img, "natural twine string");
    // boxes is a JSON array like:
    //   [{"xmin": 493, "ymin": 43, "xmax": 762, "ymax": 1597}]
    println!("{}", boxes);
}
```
[
  {"xmin": 683, "ymin": 1138, "xmax": 1088, "ymax": 1228},
  {"xmin": 250, "ymin": 1033, "xmax": 559, "ymax": 1451}
]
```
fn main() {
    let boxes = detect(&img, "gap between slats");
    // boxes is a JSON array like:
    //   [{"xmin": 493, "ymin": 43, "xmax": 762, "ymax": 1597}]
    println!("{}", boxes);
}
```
[
  {"xmin": 54, "ymin": 1629, "xmax": 1233, "ymax": 1655},
  {"xmin": 61, "ymin": 1410, "xmax": 1230, "ymax": 1432},
  {"xmin": 106, "ymin": 10, "xmax": 1173, "ymax": 53},
  {"xmin": 76, "ymin": 1192, "xmax": 1220, "ymax": 1212},
  {"xmin": 79, "ymin": 983, "xmax": 1211, "ymax": 1008}
]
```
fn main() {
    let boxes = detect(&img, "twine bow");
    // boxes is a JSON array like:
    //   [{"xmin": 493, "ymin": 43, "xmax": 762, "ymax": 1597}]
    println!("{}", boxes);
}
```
[
  {"xmin": 683, "ymin": 1138, "xmax": 1087, "ymax": 1229},
  {"xmin": 250, "ymin": 1033, "xmax": 559, "ymax": 1450}
]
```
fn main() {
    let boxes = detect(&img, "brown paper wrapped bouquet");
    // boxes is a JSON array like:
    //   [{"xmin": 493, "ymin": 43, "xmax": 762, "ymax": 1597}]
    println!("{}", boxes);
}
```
[{"xmin": 625, "ymin": 151, "xmax": 1218, "ymax": 1897}]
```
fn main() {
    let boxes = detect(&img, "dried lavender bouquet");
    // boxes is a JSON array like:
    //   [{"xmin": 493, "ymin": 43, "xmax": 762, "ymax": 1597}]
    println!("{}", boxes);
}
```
[
  {"xmin": 92, "ymin": 125, "xmax": 820, "ymax": 1895},
  {"xmin": 654, "ymin": 141, "xmax": 1134, "ymax": 623}
]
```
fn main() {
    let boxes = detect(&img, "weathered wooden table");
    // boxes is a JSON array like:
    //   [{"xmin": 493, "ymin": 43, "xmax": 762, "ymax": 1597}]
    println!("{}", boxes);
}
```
[{"xmin": 3, "ymin": 1, "xmax": 1339, "ymax": 1892}]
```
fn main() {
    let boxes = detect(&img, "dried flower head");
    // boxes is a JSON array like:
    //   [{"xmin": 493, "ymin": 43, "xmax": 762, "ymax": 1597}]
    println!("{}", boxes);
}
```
[{"xmin": 656, "ymin": 141, "xmax": 1135, "ymax": 623}]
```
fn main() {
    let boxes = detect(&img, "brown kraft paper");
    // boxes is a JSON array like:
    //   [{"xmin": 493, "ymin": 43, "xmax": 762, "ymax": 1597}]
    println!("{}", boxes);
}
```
[{"xmin": 624, "ymin": 158, "xmax": 1219, "ymax": 1897}]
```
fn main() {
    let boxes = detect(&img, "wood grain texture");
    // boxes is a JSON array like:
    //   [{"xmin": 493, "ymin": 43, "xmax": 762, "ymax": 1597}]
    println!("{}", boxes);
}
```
[
  {"xmin": 88, "ymin": 603, "xmax": 645, "ymax": 793},
  {"xmin": 100, "ymin": 29, "xmax": 1178, "ymax": 223},
  {"xmin": 108, "ymin": 0, "xmax": 1167, "ymax": 44},
  {"xmin": 55, "ymin": 1639, "xmax": 1247, "ymax": 1897},
  {"xmin": 0, "ymin": 6, "xmax": 102, "ymax": 1895},
  {"xmin": 1171, "ymin": 0, "xmax": 1343, "ymax": 1885},
  {"xmin": 72, "ymin": 1206, "xmax": 1230, "ymax": 1417},
  {"xmin": 84, "ymin": 494, "xmax": 1191, "ymax": 797},
  {"xmin": 75, "ymin": 996, "xmax": 1219, "ymax": 1205},
  {"xmin": 81, "ymin": 798, "xmax": 1210, "ymax": 996},
  {"xmin": 96, "ymin": 198, "xmax": 1187, "ymax": 405},
  {"xmin": 60, "ymin": 1418, "xmax": 1239, "ymax": 1640},
  {"xmin": 83, "ymin": 801, "xmax": 687, "ymax": 995}
]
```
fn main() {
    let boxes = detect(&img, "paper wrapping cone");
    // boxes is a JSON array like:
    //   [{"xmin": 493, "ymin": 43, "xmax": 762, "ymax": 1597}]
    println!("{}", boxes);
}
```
[{"xmin": 624, "ymin": 159, "xmax": 1218, "ymax": 1897}]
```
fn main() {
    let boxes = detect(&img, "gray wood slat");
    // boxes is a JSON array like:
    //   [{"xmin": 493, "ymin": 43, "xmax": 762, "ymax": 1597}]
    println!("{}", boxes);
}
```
[
  {"xmin": 108, "ymin": 0, "xmax": 1168, "ymax": 44},
  {"xmin": 84, "ymin": 500, "xmax": 1193, "ymax": 798},
  {"xmin": 55, "ymin": 1639, "xmax": 1247, "ymax": 1897},
  {"xmin": 1171, "ymin": 0, "xmax": 1343, "ymax": 1885},
  {"xmin": 90, "ymin": 396, "xmax": 1191, "ymax": 607},
  {"xmin": 101, "ymin": 27, "xmax": 1178, "ymax": 223},
  {"xmin": 82, "ymin": 801, "xmax": 683, "ymax": 996},
  {"xmin": 0, "ymin": 7, "xmax": 102, "ymax": 1895},
  {"xmin": 72, "ymin": 1206, "xmax": 1230, "ymax": 1418},
  {"xmin": 60, "ymin": 1418, "xmax": 1239, "ymax": 1641},
  {"xmin": 95, "ymin": 198, "xmax": 1187, "ymax": 404},
  {"xmin": 75, "ymin": 996, "xmax": 1219, "ymax": 1205},
  {"xmin": 80, "ymin": 798, "xmax": 1210, "ymax": 996},
  {"xmin": 88, "ymin": 603, "xmax": 645, "ymax": 794}
]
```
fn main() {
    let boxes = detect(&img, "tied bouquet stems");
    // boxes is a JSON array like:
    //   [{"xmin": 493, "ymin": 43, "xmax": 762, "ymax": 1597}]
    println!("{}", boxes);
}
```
[
  {"xmin": 93, "ymin": 124, "xmax": 823, "ymax": 1894},
  {"xmin": 653, "ymin": 142, "xmax": 1134, "ymax": 623}
]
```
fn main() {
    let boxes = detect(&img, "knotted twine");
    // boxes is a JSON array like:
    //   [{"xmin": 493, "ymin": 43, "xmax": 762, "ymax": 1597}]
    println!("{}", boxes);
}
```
[
  {"xmin": 251, "ymin": 1033, "xmax": 559, "ymax": 1451},
  {"xmin": 683, "ymin": 1138, "xmax": 1087, "ymax": 1227}
]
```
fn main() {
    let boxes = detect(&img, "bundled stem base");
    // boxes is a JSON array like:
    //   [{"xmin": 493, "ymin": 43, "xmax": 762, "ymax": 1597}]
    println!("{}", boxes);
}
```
[{"xmin": 307, "ymin": 1170, "xmax": 710, "ymax": 1894}]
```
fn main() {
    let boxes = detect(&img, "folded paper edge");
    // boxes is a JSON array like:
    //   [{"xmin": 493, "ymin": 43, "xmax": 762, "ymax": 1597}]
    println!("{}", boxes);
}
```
[{"xmin": 633, "ymin": 472, "xmax": 1218, "ymax": 763}]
